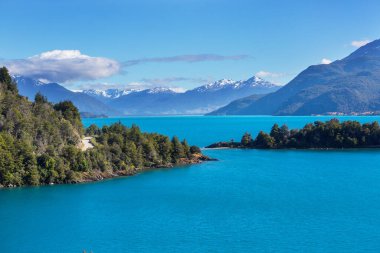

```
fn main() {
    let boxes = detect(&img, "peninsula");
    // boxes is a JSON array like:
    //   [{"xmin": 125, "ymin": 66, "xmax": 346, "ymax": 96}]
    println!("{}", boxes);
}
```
[
  {"xmin": 0, "ymin": 67, "xmax": 212, "ymax": 188},
  {"xmin": 206, "ymin": 119, "xmax": 380, "ymax": 149}
]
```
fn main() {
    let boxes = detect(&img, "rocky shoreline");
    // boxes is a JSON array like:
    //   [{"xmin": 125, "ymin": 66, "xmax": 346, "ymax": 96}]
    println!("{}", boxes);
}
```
[{"xmin": 78, "ymin": 154, "xmax": 216, "ymax": 183}]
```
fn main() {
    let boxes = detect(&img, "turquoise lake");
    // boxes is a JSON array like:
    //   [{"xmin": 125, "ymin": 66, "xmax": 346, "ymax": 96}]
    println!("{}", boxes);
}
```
[{"xmin": 2, "ymin": 116, "xmax": 380, "ymax": 252}]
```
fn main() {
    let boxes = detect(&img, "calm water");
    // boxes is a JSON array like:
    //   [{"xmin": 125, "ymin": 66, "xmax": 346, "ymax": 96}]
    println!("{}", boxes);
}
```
[{"xmin": 2, "ymin": 116, "xmax": 380, "ymax": 252}]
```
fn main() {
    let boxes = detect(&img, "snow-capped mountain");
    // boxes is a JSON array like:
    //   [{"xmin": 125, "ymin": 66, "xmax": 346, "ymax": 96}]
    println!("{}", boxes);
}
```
[
  {"xmin": 82, "ymin": 88, "xmax": 138, "ymax": 102},
  {"xmin": 13, "ymin": 74, "xmax": 278, "ymax": 116},
  {"xmin": 145, "ymin": 87, "xmax": 180, "ymax": 94},
  {"xmin": 100, "ymin": 76, "xmax": 279, "ymax": 115},
  {"xmin": 13, "ymin": 76, "xmax": 121, "ymax": 116},
  {"xmin": 13, "ymin": 75, "xmax": 46, "ymax": 87},
  {"xmin": 83, "ymin": 87, "xmax": 180, "ymax": 98},
  {"xmin": 243, "ymin": 76, "xmax": 278, "ymax": 88},
  {"xmin": 193, "ymin": 76, "xmax": 277, "ymax": 93},
  {"xmin": 193, "ymin": 79, "xmax": 238, "ymax": 92}
]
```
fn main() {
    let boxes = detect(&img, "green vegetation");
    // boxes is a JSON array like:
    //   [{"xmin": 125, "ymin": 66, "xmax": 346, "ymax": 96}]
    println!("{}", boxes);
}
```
[
  {"xmin": 207, "ymin": 119, "xmax": 380, "ymax": 149},
  {"xmin": 0, "ymin": 67, "xmax": 206, "ymax": 187}
]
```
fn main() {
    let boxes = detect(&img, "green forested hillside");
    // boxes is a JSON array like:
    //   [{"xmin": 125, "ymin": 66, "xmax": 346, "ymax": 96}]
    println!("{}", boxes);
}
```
[{"xmin": 0, "ymin": 67, "xmax": 205, "ymax": 187}]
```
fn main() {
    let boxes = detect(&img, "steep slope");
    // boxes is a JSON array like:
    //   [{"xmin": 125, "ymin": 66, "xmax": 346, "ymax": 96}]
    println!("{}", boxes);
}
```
[
  {"xmin": 208, "ymin": 94, "xmax": 265, "ymax": 115},
  {"xmin": 179, "ymin": 77, "xmax": 277, "ymax": 114},
  {"xmin": 14, "ymin": 76, "xmax": 121, "ymax": 116},
  {"xmin": 209, "ymin": 39, "xmax": 380, "ymax": 115}
]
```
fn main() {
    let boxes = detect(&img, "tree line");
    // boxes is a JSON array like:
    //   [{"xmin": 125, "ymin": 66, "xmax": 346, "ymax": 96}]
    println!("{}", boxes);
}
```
[{"xmin": 207, "ymin": 119, "xmax": 380, "ymax": 149}]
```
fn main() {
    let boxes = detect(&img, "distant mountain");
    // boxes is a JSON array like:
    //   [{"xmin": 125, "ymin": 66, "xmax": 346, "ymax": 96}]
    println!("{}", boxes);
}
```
[
  {"xmin": 208, "ymin": 39, "xmax": 380, "ymax": 115},
  {"xmin": 14, "ymin": 74, "xmax": 278, "ymax": 116},
  {"xmin": 82, "ymin": 88, "xmax": 138, "ymax": 103},
  {"xmin": 109, "ymin": 88, "xmax": 181, "ymax": 115},
  {"xmin": 83, "ymin": 76, "xmax": 279, "ymax": 115},
  {"xmin": 14, "ymin": 76, "xmax": 120, "ymax": 116}
]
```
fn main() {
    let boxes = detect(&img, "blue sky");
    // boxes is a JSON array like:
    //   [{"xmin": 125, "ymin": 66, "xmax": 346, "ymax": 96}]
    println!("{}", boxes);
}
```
[{"xmin": 1, "ymin": 0, "xmax": 380, "ymax": 90}]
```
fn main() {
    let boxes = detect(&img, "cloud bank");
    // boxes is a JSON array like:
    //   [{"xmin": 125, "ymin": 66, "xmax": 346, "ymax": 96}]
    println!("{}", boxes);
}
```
[
  {"xmin": 4, "ymin": 50, "xmax": 121, "ymax": 83},
  {"xmin": 123, "ymin": 54, "xmax": 250, "ymax": 66},
  {"xmin": 2, "ymin": 51, "xmax": 251, "ymax": 85}
]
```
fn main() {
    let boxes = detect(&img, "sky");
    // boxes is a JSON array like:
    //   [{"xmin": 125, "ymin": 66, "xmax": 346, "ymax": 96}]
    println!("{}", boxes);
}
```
[{"xmin": 1, "ymin": 0, "xmax": 380, "ymax": 91}]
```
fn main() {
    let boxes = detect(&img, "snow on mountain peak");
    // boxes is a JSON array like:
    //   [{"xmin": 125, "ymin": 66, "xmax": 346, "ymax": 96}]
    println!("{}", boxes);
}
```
[
  {"xmin": 83, "ymin": 88, "xmax": 138, "ymax": 99},
  {"xmin": 146, "ymin": 87, "xmax": 180, "ymax": 94},
  {"xmin": 193, "ymin": 76, "xmax": 275, "ymax": 92},
  {"xmin": 12, "ymin": 75, "xmax": 46, "ymax": 86},
  {"xmin": 242, "ymin": 76, "xmax": 276, "ymax": 88},
  {"xmin": 82, "ymin": 75, "xmax": 276, "ymax": 98}
]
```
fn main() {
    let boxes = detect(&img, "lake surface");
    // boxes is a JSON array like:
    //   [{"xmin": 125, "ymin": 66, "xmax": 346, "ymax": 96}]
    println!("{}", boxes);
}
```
[{"xmin": 2, "ymin": 116, "xmax": 380, "ymax": 252}]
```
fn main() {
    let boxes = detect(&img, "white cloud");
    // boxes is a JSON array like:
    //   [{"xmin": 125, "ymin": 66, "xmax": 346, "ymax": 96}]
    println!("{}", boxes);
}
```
[
  {"xmin": 5, "ymin": 50, "xmax": 121, "ymax": 83},
  {"xmin": 351, "ymin": 40, "xmax": 371, "ymax": 48},
  {"xmin": 321, "ymin": 58, "xmax": 332, "ymax": 64},
  {"xmin": 123, "ymin": 54, "xmax": 250, "ymax": 66},
  {"xmin": 255, "ymin": 70, "xmax": 282, "ymax": 78}
]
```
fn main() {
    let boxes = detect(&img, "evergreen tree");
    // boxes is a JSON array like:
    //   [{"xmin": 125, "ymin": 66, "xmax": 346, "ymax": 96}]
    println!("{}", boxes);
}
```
[
  {"xmin": 34, "ymin": 92, "xmax": 48, "ymax": 104},
  {"xmin": 241, "ymin": 132, "xmax": 252, "ymax": 146},
  {"xmin": 171, "ymin": 136, "xmax": 185, "ymax": 161},
  {"xmin": 253, "ymin": 131, "xmax": 275, "ymax": 148},
  {"xmin": 190, "ymin": 146, "xmax": 201, "ymax": 154},
  {"xmin": 182, "ymin": 139, "xmax": 191, "ymax": 158},
  {"xmin": 0, "ymin": 67, "xmax": 18, "ymax": 94}
]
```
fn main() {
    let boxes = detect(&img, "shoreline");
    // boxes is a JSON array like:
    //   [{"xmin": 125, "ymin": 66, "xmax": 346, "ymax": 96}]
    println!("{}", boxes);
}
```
[
  {"xmin": 205, "ymin": 145, "xmax": 380, "ymax": 151},
  {"xmin": 0, "ymin": 154, "xmax": 217, "ymax": 189}
]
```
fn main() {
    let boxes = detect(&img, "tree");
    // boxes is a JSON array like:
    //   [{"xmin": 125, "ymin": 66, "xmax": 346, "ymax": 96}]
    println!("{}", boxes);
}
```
[
  {"xmin": 86, "ymin": 124, "xmax": 101, "ymax": 136},
  {"xmin": 157, "ymin": 136, "xmax": 172, "ymax": 164},
  {"xmin": 253, "ymin": 131, "xmax": 275, "ymax": 148},
  {"xmin": 182, "ymin": 139, "xmax": 191, "ymax": 158},
  {"xmin": 0, "ymin": 67, "xmax": 18, "ymax": 94},
  {"xmin": 190, "ymin": 146, "xmax": 201, "ymax": 154},
  {"xmin": 34, "ymin": 92, "xmax": 48, "ymax": 104},
  {"xmin": 241, "ymin": 132, "xmax": 252, "ymax": 146},
  {"xmin": 171, "ymin": 136, "xmax": 185, "ymax": 161},
  {"xmin": 54, "ymin": 101, "xmax": 83, "ymax": 133}
]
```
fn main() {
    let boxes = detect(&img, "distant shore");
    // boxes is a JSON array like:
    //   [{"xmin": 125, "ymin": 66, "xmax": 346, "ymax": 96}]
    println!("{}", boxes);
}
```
[
  {"xmin": 206, "ymin": 119, "xmax": 380, "ymax": 151},
  {"xmin": 205, "ymin": 143, "xmax": 380, "ymax": 150}
]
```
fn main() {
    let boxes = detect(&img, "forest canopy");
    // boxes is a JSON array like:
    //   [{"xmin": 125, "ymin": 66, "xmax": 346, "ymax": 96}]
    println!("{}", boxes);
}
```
[{"xmin": 0, "ymin": 67, "xmax": 204, "ymax": 187}]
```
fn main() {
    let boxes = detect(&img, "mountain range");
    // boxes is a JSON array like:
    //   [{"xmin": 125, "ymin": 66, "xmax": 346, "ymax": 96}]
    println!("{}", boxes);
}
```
[
  {"xmin": 14, "ymin": 75, "xmax": 279, "ymax": 116},
  {"xmin": 84, "ymin": 77, "xmax": 278, "ymax": 115},
  {"xmin": 14, "ymin": 76, "xmax": 120, "ymax": 116},
  {"xmin": 209, "ymin": 39, "xmax": 380, "ymax": 115}
]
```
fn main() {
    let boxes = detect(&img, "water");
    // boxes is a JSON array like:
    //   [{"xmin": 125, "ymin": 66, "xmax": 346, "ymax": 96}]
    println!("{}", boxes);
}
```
[
  {"xmin": 82, "ymin": 115, "xmax": 380, "ymax": 147},
  {"xmin": 2, "ymin": 116, "xmax": 380, "ymax": 252}
]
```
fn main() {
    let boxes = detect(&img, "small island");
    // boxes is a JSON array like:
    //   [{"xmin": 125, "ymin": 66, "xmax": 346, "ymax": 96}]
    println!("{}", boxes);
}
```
[
  {"xmin": 206, "ymin": 119, "xmax": 380, "ymax": 149},
  {"xmin": 0, "ymin": 67, "xmax": 212, "ymax": 188}
]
